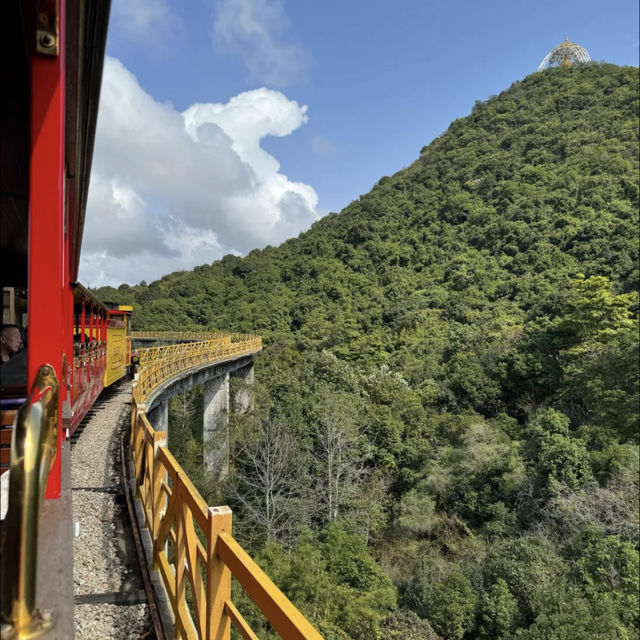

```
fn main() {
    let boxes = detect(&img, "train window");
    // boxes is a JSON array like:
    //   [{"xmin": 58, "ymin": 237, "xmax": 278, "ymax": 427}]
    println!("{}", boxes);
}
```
[
  {"xmin": 1, "ymin": 312, "xmax": 27, "ymax": 389},
  {"xmin": 108, "ymin": 315, "xmax": 125, "ymax": 329},
  {"xmin": 1, "ymin": 288, "xmax": 28, "ymax": 387},
  {"xmin": 2, "ymin": 287, "xmax": 28, "ymax": 334},
  {"xmin": 1, "ymin": 1, "xmax": 30, "ymax": 293}
]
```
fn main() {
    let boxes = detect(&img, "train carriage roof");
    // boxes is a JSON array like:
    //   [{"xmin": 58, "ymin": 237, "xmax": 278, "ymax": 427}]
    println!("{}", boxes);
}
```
[{"xmin": 72, "ymin": 281, "xmax": 109, "ymax": 311}]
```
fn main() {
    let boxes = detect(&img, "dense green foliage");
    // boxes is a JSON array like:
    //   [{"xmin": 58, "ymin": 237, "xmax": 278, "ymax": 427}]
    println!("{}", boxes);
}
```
[{"xmin": 98, "ymin": 64, "xmax": 639, "ymax": 639}]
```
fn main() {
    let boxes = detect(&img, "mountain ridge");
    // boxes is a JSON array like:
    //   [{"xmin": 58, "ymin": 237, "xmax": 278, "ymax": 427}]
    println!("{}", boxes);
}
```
[{"xmin": 96, "ymin": 62, "xmax": 639, "ymax": 640}]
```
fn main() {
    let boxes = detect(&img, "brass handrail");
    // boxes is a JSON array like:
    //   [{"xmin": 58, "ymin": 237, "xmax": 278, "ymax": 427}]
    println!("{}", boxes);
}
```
[{"xmin": 1, "ymin": 365, "xmax": 59, "ymax": 639}]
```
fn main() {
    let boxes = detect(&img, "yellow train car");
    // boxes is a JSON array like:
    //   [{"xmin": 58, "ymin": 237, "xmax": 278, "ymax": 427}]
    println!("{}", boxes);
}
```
[{"xmin": 104, "ymin": 305, "xmax": 133, "ymax": 387}]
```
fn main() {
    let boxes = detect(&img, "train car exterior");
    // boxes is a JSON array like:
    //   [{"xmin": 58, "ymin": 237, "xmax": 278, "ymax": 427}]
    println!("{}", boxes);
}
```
[
  {"xmin": 104, "ymin": 304, "xmax": 133, "ymax": 387},
  {"xmin": 0, "ymin": 0, "xmax": 111, "ymax": 499},
  {"xmin": 1, "ymin": 1, "xmax": 111, "ymax": 634},
  {"xmin": 68, "ymin": 284, "xmax": 108, "ymax": 435}
]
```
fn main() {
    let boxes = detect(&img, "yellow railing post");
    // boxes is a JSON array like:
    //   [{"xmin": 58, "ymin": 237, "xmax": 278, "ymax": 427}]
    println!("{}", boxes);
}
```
[
  {"xmin": 152, "ymin": 430, "xmax": 167, "ymax": 540},
  {"xmin": 207, "ymin": 506, "xmax": 232, "ymax": 640},
  {"xmin": 174, "ymin": 480, "xmax": 187, "ymax": 636}
]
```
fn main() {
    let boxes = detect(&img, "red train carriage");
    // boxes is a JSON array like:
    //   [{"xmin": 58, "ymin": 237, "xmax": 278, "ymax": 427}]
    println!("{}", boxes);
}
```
[{"xmin": 1, "ymin": 0, "xmax": 111, "ymax": 497}]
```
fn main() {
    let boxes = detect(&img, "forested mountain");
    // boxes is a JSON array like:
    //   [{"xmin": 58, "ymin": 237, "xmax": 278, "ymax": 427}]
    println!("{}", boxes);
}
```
[{"xmin": 97, "ymin": 63, "xmax": 639, "ymax": 640}]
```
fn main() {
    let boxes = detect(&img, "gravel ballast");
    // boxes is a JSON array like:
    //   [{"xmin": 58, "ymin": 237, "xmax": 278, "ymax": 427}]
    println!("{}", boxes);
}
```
[{"xmin": 71, "ymin": 382, "xmax": 153, "ymax": 639}]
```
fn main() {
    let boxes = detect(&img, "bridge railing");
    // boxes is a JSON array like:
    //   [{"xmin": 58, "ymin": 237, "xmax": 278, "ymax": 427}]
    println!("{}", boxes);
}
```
[
  {"xmin": 132, "ymin": 330, "xmax": 252, "ymax": 343},
  {"xmin": 134, "ymin": 336, "xmax": 262, "ymax": 397},
  {"xmin": 130, "ymin": 334, "xmax": 322, "ymax": 640}
]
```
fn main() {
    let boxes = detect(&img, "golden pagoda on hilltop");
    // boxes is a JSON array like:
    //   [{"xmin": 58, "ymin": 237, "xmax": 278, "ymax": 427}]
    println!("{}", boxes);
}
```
[{"xmin": 538, "ymin": 35, "xmax": 591, "ymax": 71}]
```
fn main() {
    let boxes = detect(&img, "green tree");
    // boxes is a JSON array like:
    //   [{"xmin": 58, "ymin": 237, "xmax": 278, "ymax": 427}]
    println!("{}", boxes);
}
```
[
  {"xmin": 382, "ymin": 609, "xmax": 441, "ymax": 640},
  {"xmin": 477, "ymin": 578, "xmax": 521, "ymax": 639},
  {"xmin": 420, "ymin": 570, "xmax": 476, "ymax": 640},
  {"xmin": 569, "ymin": 530, "xmax": 639, "ymax": 631},
  {"xmin": 483, "ymin": 537, "xmax": 566, "ymax": 620},
  {"xmin": 524, "ymin": 409, "xmax": 593, "ymax": 496}
]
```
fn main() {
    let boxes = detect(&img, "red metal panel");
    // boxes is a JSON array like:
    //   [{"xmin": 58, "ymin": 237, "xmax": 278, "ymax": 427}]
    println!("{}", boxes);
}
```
[{"xmin": 28, "ymin": 0, "xmax": 66, "ymax": 499}]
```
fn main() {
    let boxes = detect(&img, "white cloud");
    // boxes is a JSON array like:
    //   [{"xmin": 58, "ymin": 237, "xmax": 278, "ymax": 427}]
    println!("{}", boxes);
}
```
[
  {"xmin": 80, "ymin": 57, "xmax": 318, "ymax": 287},
  {"xmin": 110, "ymin": 0, "xmax": 180, "ymax": 47},
  {"xmin": 212, "ymin": 0, "xmax": 309, "ymax": 87}
]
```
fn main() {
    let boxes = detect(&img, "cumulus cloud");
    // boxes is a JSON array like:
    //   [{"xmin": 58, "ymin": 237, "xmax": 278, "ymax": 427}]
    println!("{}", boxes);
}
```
[
  {"xmin": 212, "ymin": 0, "xmax": 309, "ymax": 87},
  {"xmin": 80, "ymin": 57, "xmax": 318, "ymax": 286}
]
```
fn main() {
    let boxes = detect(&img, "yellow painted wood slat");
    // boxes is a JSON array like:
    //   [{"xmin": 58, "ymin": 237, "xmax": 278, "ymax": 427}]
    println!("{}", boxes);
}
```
[
  {"xmin": 153, "ymin": 477, "xmax": 169, "ymax": 538},
  {"xmin": 141, "ymin": 414, "xmax": 155, "ymax": 439},
  {"xmin": 160, "ymin": 483, "xmax": 172, "ymax": 503},
  {"xmin": 134, "ymin": 432, "xmax": 146, "ymax": 491},
  {"xmin": 130, "ymin": 403, "xmax": 139, "ymax": 443},
  {"xmin": 143, "ymin": 437, "xmax": 155, "ymax": 529},
  {"xmin": 175, "ymin": 495, "xmax": 188, "ymax": 624},
  {"xmin": 182, "ymin": 505, "xmax": 206, "ymax": 637},
  {"xmin": 217, "ymin": 533, "xmax": 323, "ymax": 640},
  {"xmin": 157, "ymin": 453, "xmax": 208, "ymax": 531},
  {"xmin": 207, "ymin": 507, "xmax": 231, "ymax": 640},
  {"xmin": 158, "ymin": 447, "xmax": 180, "ymax": 483},
  {"xmin": 156, "ymin": 551, "xmax": 176, "ymax": 608},
  {"xmin": 154, "ymin": 484, "xmax": 180, "ymax": 569},
  {"xmin": 196, "ymin": 541, "xmax": 206, "ymax": 568},
  {"xmin": 176, "ymin": 474, "xmax": 209, "ymax": 531},
  {"xmin": 224, "ymin": 601, "xmax": 260, "ymax": 640},
  {"xmin": 175, "ymin": 600, "xmax": 198, "ymax": 640}
]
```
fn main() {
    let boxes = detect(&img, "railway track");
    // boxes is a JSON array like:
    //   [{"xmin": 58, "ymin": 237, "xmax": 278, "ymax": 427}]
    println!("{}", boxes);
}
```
[{"xmin": 70, "ymin": 381, "xmax": 155, "ymax": 639}]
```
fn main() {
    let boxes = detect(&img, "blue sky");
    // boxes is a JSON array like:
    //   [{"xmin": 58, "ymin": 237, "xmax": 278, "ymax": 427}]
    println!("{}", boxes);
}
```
[{"xmin": 80, "ymin": 0, "xmax": 639, "ymax": 286}]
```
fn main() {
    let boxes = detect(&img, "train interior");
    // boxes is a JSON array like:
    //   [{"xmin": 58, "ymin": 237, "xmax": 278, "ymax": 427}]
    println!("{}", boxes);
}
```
[
  {"xmin": 0, "ymin": 4, "xmax": 30, "ymax": 472},
  {"xmin": 0, "ymin": 8, "xmax": 30, "ymax": 471},
  {"xmin": 1, "ymin": 2, "xmax": 30, "ymax": 475}
]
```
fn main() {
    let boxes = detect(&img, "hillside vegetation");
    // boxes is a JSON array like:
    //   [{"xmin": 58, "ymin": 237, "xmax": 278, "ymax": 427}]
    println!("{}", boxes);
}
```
[{"xmin": 97, "ymin": 63, "xmax": 639, "ymax": 640}]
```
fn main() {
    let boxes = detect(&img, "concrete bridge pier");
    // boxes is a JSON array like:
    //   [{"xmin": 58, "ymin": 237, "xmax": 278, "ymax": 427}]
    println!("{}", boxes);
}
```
[
  {"xmin": 232, "ymin": 363, "xmax": 254, "ymax": 413},
  {"xmin": 147, "ymin": 400, "xmax": 169, "ymax": 431},
  {"xmin": 143, "ymin": 353, "xmax": 257, "ymax": 483},
  {"xmin": 203, "ymin": 373, "xmax": 230, "ymax": 481}
]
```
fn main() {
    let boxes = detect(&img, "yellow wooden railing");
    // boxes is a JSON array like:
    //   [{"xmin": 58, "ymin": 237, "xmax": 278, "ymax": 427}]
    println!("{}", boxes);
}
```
[
  {"xmin": 130, "ymin": 333, "xmax": 322, "ymax": 640},
  {"xmin": 135, "ymin": 336, "xmax": 262, "ymax": 396},
  {"xmin": 132, "ymin": 330, "xmax": 246, "ymax": 342}
]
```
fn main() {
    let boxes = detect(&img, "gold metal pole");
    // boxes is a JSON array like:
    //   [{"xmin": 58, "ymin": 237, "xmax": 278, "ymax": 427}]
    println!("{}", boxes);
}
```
[{"xmin": 1, "ymin": 365, "xmax": 59, "ymax": 639}]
